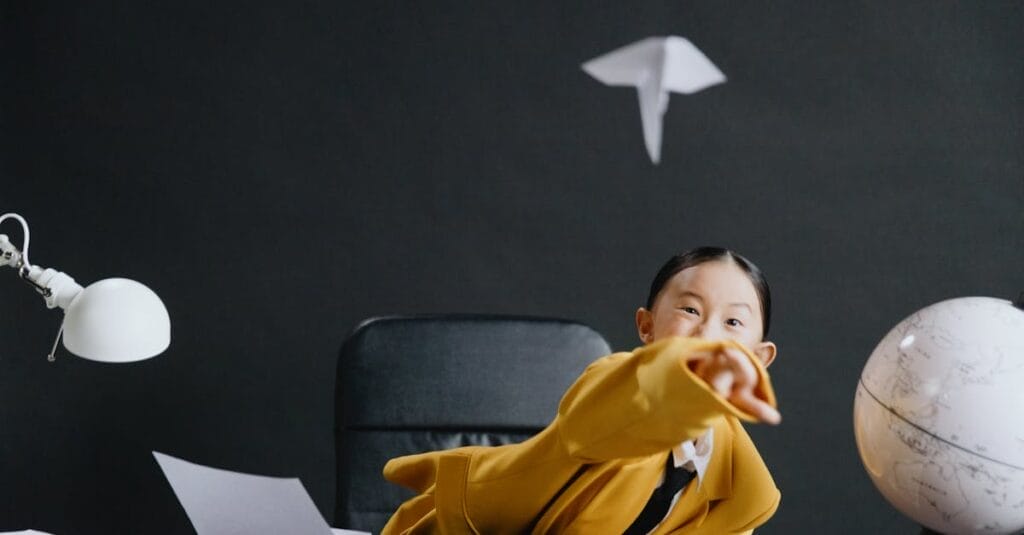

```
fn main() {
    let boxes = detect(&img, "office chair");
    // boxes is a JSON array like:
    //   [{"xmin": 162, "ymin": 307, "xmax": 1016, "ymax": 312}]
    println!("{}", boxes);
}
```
[{"xmin": 334, "ymin": 314, "xmax": 612, "ymax": 532}]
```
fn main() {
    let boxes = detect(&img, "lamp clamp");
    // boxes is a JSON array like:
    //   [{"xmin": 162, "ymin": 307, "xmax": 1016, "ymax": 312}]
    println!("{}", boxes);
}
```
[{"xmin": 0, "ymin": 233, "xmax": 22, "ymax": 269}]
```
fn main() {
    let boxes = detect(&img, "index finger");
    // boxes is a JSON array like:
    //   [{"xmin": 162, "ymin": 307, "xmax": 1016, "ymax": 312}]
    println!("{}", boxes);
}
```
[
  {"xmin": 719, "ymin": 347, "xmax": 758, "ymax": 387},
  {"xmin": 731, "ymin": 388, "xmax": 781, "ymax": 425}
]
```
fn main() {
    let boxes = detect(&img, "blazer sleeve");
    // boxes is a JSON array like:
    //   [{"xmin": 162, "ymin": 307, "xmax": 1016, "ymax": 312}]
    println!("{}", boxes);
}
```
[{"xmin": 556, "ymin": 336, "xmax": 776, "ymax": 462}]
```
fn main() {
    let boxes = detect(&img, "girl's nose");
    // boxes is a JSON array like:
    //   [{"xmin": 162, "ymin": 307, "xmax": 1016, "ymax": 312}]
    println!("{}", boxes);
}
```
[
  {"xmin": 694, "ymin": 321, "xmax": 710, "ymax": 338},
  {"xmin": 695, "ymin": 321, "xmax": 721, "ymax": 340}
]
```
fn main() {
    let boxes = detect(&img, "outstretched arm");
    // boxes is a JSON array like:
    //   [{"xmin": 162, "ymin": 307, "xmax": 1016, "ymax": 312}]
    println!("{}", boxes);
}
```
[{"xmin": 557, "ymin": 337, "xmax": 778, "ymax": 462}]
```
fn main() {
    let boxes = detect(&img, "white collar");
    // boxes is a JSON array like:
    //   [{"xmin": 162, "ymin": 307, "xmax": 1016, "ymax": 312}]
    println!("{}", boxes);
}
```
[{"xmin": 670, "ymin": 427, "xmax": 714, "ymax": 486}]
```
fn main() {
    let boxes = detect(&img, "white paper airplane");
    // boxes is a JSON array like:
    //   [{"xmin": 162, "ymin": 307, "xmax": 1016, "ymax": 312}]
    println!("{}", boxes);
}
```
[{"xmin": 582, "ymin": 36, "xmax": 726, "ymax": 164}]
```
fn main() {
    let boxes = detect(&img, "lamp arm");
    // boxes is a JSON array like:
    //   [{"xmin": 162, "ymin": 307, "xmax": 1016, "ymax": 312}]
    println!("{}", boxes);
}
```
[
  {"xmin": 0, "ymin": 213, "xmax": 83, "ymax": 309},
  {"xmin": 0, "ymin": 213, "xmax": 32, "ymax": 274},
  {"xmin": 22, "ymin": 265, "xmax": 84, "ymax": 309}
]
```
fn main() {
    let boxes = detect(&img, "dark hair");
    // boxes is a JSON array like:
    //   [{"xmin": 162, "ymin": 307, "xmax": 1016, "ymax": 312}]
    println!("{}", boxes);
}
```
[{"xmin": 645, "ymin": 247, "xmax": 772, "ymax": 338}]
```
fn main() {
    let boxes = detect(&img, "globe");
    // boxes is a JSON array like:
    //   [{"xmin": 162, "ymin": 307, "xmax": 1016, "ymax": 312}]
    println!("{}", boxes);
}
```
[{"xmin": 854, "ymin": 296, "xmax": 1024, "ymax": 535}]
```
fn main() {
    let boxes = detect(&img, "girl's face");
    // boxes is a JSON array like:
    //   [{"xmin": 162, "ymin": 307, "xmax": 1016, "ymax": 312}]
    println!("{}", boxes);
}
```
[{"xmin": 635, "ymin": 260, "xmax": 777, "ymax": 366}]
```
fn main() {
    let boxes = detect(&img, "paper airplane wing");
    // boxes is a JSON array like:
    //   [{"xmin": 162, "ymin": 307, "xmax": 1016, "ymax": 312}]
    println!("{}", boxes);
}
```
[
  {"xmin": 581, "ymin": 37, "xmax": 662, "ymax": 87},
  {"xmin": 659, "ymin": 36, "xmax": 726, "ymax": 94}
]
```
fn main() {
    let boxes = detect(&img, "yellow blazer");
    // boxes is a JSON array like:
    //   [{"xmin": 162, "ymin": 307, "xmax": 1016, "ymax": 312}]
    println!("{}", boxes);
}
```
[{"xmin": 382, "ymin": 337, "xmax": 780, "ymax": 534}]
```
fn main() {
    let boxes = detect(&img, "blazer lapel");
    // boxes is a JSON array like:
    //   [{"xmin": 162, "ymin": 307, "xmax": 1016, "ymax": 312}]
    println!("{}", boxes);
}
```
[{"xmin": 697, "ymin": 416, "xmax": 733, "ymax": 503}]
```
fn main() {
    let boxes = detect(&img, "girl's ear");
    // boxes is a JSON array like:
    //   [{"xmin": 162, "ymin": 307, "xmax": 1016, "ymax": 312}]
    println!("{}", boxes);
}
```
[
  {"xmin": 752, "ymin": 341, "xmax": 777, "ymax": 368},
  {"xmin": 635, "ymin": 308, "xmax": 654, "ymax": 344}
]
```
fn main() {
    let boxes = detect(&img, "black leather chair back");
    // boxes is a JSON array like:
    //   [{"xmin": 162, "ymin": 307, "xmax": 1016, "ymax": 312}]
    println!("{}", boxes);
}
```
[{"xmin": 334, "ymin": 315, "xmax": 612, "ymax": 532}]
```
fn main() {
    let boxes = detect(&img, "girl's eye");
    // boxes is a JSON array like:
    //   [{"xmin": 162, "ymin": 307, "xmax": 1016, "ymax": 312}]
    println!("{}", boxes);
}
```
[
  {"xmin": 726, "ymin": 318, "xmax": 743, "ymax": 327},
  {"xmin": 680, "ymin": 307, "xmax": 699, "ymax": 315}
]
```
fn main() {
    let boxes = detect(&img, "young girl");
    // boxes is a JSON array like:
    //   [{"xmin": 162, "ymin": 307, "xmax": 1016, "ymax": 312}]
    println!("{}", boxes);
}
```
[{"xmin": 382, "ymin": 247, "xmax": 781, "ymax": 534}]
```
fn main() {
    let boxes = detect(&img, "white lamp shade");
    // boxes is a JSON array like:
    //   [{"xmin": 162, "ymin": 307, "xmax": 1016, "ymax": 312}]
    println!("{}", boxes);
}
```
[{"xmin": 62, "ymin": 278, "xmax": 171, "ymax": 363}]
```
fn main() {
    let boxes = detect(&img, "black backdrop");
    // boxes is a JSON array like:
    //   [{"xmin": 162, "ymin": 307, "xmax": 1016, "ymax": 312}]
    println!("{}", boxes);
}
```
[{"xmin": 2, "ymin": 1, "xmax": 1022, "ymax": 533}]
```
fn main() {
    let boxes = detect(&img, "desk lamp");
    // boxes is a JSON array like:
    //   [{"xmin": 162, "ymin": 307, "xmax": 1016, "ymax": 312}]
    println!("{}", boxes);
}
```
[{"xmin": 0, "ymin": 212, "xmax": 170, "ymax": 362}]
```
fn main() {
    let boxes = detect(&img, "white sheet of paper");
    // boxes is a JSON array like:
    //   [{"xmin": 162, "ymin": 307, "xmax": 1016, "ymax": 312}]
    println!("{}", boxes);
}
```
[
  {"xmin": 154, "ymin": 451, "xmax": 362, "ymax": 535},
  {"xmin": 582, "ymin": 36, "xmax": 726, "ymax": 164}
]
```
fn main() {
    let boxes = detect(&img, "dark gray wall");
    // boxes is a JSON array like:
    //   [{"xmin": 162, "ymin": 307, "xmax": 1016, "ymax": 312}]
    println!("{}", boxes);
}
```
[{"xmin": 2, "ymin": 1, "xmax": 1021, "ymax": 533}]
